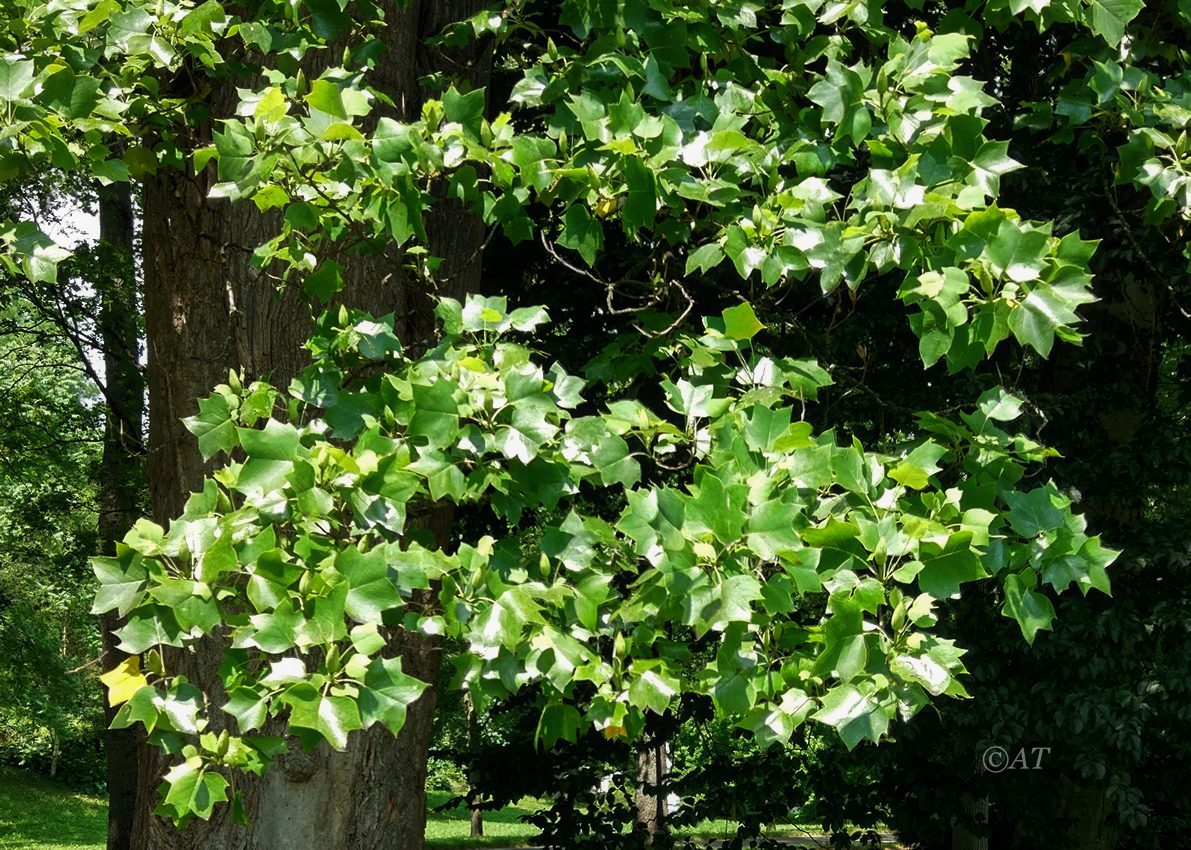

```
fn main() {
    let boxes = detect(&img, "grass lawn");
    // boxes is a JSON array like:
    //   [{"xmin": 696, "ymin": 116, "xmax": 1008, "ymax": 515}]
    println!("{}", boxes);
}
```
[
  {"xmin": 425, "ymin": 790, "xmax": 542, "ymax": 848},
  {"xmin": 0, "ymin": 766, "xmax": 105, "ymax": 850},
  {"xmin": 0, "ymin": 766, "xmax": 853, "ymax": 849},
  {"xmin": 0, "ymin": 770, "xmax": 546, "ymax": 850}
]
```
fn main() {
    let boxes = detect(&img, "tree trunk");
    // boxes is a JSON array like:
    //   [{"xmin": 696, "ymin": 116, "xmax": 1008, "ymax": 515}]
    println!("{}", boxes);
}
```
[
  {"xmin": 635, "ymin": 735, "xmax": 669, "ymax": 842},
  {"xmin": 133, "ymin": 4, "xmax": 488, "ymax": 848},
  {"xmin": 95, "ymin": 179, "xmax": 146, "ymax": 850},
  {"xmin": 1053, "ymin": 777, "xmax": 1118, "ymax": 850},
  {"xmin": 951, "ymin": 794, "xmax": 988, "ymax": 850},
  {"xmin": 465, "ymin": 693, "xmax": 483, "ymax": 838}
]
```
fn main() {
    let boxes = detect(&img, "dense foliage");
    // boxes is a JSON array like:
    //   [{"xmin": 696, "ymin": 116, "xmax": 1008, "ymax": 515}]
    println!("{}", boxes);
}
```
[
  {"xmin": 90, "ymin": 293, "xmax": 1109, "ymax": 822},
  {"xmin": 1, "ymin": 0, "xmax": 1189, "ymax": 845},
  {"xmin": 0, "ymin": 294, "xmax": 105, "ymax": 787}
]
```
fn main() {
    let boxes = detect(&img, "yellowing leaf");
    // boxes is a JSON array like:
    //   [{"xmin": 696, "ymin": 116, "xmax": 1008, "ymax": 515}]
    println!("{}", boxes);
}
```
[
  {"xmin": 602, "ymin": 724, "xmax": 627, "ymax": 739},
  {"xmin": 253, "ymin": 86, "xmax": 288, "ymax": 124},
  {"xmin": 100, "ymin": 656, "xmax": 149, "ymax": 707}
]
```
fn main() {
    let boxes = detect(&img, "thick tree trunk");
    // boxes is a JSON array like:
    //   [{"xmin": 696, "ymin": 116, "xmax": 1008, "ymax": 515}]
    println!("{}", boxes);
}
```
[
  {"xmin": 95, "ymin": 180, "xmax": 146, "ymax": 850},
  {"xmin": 951, "ymin": 794, "xmax": 988, "ymax": 850},
  {"xmin": 1052, "ymin": 777, "xmax": 1118, "ymax": 850},
  {"xmin": 133, "ymin": 4, "xmax": 488, "ymax": 848}
]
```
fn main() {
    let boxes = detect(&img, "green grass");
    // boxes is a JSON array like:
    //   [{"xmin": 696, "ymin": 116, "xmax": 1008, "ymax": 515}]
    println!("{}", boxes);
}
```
[
  {"xmin": 425, "ymin": 790, "xmax": 542, "ymax": 848},
  {"xmin": 0, "ymin": 767, "xmax": 870, "ymax": 849},
  {"xmin": 0, "ymin": 766, "xmax": 105, "ymax": 850},
  {"xmin": 0, "ymin": 770, "xmax": 545, "ymax": 850}
]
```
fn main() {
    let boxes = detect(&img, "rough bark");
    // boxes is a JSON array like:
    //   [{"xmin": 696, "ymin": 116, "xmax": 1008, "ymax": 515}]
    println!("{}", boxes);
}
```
[
  {"xmin": 134, "ymin": 4, "xmax": 489, "ymax": 848},
  {"xmin": 635, "ymin": 736, "xmax": 669, "ymax": 842},
  {"xmin": 951, "ymin": 794, "xmax": 989, "ymax": 850},
  {"xmin": 95, "ymin": 180, "xmax": 147, "ymax": 850}
]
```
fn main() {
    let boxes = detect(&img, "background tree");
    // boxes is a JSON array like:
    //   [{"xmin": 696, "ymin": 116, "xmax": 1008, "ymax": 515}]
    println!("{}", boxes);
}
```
[{"xmin": 0, "ymin": 291, "xmax": 105, "ymax": 788}]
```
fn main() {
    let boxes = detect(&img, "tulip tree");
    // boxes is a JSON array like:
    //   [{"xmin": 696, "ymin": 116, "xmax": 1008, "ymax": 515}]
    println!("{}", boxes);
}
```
[
  {"xmin": 0, "ymin": 0, "xmax": 1162, "ymax": 830},
  {"xmin": 92, "ymin": 290, "xmax": 1114, "ymax": 824}
]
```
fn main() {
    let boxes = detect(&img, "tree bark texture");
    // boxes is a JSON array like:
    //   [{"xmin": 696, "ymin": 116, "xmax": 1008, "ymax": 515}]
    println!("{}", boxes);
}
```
[
  {"xmin": 96, "ymin": 179, "xmax": 147, "ymax": 850},
  {"xmin": 635, "ymin": 737, "xmax": 669, "ymax": 841},
  {"xmin": 950, "ymin": 794, "xmax": 988, "ymax": 850},
  {"xmin": 135, "ymin": 4, "xmax": 489, "ymax": 848}
]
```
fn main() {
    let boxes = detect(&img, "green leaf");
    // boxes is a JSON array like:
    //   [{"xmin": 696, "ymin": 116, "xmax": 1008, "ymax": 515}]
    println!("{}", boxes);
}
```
[
  {"xmin": 628, "ymin": 666, "xmax": 679, "ymax": 714},
  {"xmin": 1007, "ymin": 280, "xmax": 1095, "ymax": 357},
  {"xmin": 474, "ymin": 586, "xmax": 543, "ymax": 650},
  {"xmin": 1005, "ymin": 485, "xmax": 1067, "ymax": 537},
  {"xmin": 741, "ymin": 689, "xmax": 814, "ymax": 748},
  {"xmin": 718, "ymin": 575, "xmax": 762, "ymax": 625},
  {"xmin": 284, "ymin": 685, "xmax": 362, "ymax": 750},
  {"xmin": 621, "ymin": 155, "xmax": 657, "ymax": 233},
  {"xmin": 558, "ymin": 204, "xmax": 603, "ymax": 266},
  {"xmin": 91, "ymin": 552, "xmax": 148, "ymax": 617},
  {"xmin": 987, "ymin": 220, "xmax": 1049, "ymax": 284},
  {"xmin": 780, "ymin": 358, "xmax": 833, "ymax": 400},
  {"xmin": 157, "ymin": 758, "xmax": 229, "ymax": 822},
  {"xmin": 157, "ymin": 683, "xmax": 204, "ymax": 734},
  {"xmin": 968, "ymin": 142, "xmax": 1021, "ymax": 195},
  {"xmin": 918, "ymin": 539, "xmax": 987, "ymax": 598},
  {"xmin": 238, "ymin": 419, "xmax": 300, "ymax": 461},
  {"xmin": 409, "ymin": 380, "xmax": 460, "ymax": 447},
  {"xmin": 304, "ymin": 261, "xmax": 343, "ymax": 303},
  {"xmin": 662, "ymin": 379, "xmax": 727, "ymax": 420},
  {"xmin": 111, "ymin": 685, "xmax": 160, "ymax": 733},
  {"xmin": 536, "ymin": 703, "xmax": 581, "ymax": 748},
  {"xmin": 248, "ymin": 599, "xmax": 304, "ymax": 653},
  {"xmin": 442, "ymin": 86, "xmax": 486, "ymax": 135},
  {"xmin": 541, "ymin": 515, "xmax": 596, "ymax": 572},
  {"xmin": 0, "ymin": 60, "xmax": 34, "ymax": 101},
  {"xmin": 41, "ymin": 68, "xmax": 101, "ymax": 118},
  {"xmin": 686, "ymin": 242, "xmax": 725, "ymax": 275},
  {"xmin": 360, "ymin": 657, "xmax": 427, "ymax": 735},
  {"xmin": 712, "ymin": 669, "xmax": 754, "ymax": 715},
  {"xmin": 185, "ymin": 392, "xmax": 239, "ymax": 460},
  {"xmin": 124, "ymin": 146, "xmax": 158, "ymax": 179},
  {"xmin": 964, "ymin": 387, "xmax": 1024, "ymax": 433},
  {"xmin": 808, "ymin": 61, "xmax": 864, "ymax": 127},
  {"xmin": 1085, "ymin": 0, "xmax": 1143, "ymax": 45},
  {"xmin": 1001, "ymin": 572, "xmax": 1056, "ymax": 643},
  {"xmin": 887, "ymin": 441, "xmax": 947, "ymax": 490},
  {"xmin": 337, "ymin": 546, "xmax": 402, "ymax": 623},
  {"xmin": 198, "ymin": 533, "xmax": 237, "ymax": 583},
  {"xmin": 305, "ymin": 79, "xmax": 347, "ymax": 119},
  {"xmin": 233, "ymin": 459, "xmax": 293, "ymax": 496},
  {"xmin": 832, "ymin": 634, "xmax": 868, "ymax": 682},
  {"xmin": 493, "ymin": 407, "xmax": 557, "ymax": 464},
  {"xmin": 117, "ymin": 607, "xmax": 185, "ymax": 654},
  {"xmin": 890, "ymin": 652, "xmax": 952, "ymax": 696},
  {"xmin": 373, "ymin": 117, "xmax": 413, "ymax": 163},
  {"xmin": 253, "ymin": 86, "xmax": 288, "ymax": 123},
  {"xmin": 721, "ymin": 302, "xmax": 764, "ymax": 341},
  {"xmin": 811, "ymin": 684, "xmax": 890, "ymax": 750},
  {"xmin": 687, "ymin": 473, "xmax": 747, "ymax": 543},
  {"xmin": 744, "ymin": 405, "xmax": 794, "ymax": 454},
  {"xmin": 223, "ymin": 688, "xmax": 269, "ymax": 733},
  {"xmin": 746, "ymin": 499, "xmax": 801, "ymax": 560}
]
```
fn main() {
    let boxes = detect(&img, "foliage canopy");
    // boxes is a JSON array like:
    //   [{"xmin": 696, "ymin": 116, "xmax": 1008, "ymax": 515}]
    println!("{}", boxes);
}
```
[{"xmin": 9, "ymin": 0, "xmax": 1185, "ymax": 827}]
